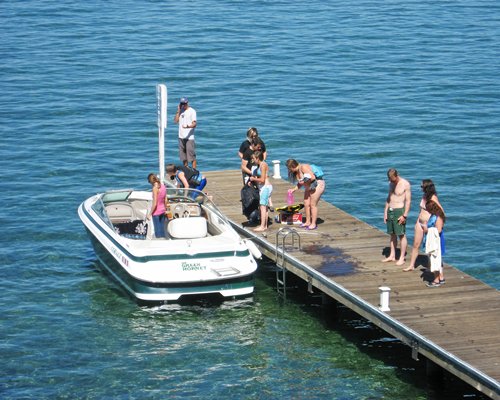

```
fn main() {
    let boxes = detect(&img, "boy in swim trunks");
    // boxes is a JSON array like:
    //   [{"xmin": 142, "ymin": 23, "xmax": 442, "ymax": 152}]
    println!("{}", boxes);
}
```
[{"xmin": 382, "ymin": 168, "xmax": 411, "ymax": 266}]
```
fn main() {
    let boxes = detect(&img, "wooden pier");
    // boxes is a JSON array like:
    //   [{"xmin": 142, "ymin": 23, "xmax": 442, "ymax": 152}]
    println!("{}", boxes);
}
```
[{"xmin": 204, "ymin": 169, "xmax": 500, "ymax": 399}]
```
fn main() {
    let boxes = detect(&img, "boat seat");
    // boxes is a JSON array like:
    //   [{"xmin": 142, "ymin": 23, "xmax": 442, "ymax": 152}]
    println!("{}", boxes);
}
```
[
  {"xmin": 167, "ymin": 217, "xmax": 207, "ymax": 239},
  {"xmin": 106, "ymin": 203, "xmax": 134, "ymax": 221},
  {"xmin": 114, "ymin": 219, "xmax": 148, "ymax": 239}
]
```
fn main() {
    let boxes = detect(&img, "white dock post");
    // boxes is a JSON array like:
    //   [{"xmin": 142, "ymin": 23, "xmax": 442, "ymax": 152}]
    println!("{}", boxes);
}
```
[
  {"xmin": 379, "ymin": 286, "xmax": 391, "ymax": 312},
  {"xmin": 272, "ymin": 159, "xmax": 281, "ymax": 179}
]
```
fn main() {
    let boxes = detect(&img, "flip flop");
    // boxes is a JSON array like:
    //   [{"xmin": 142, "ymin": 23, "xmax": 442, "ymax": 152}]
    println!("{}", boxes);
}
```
[
  {"xmin": 306, "ymin": 226, "xmax": 317, "ymax": 230},
  {"xmin": 299, "ymin": 223, "xmax": 309, "ymax": 228}
]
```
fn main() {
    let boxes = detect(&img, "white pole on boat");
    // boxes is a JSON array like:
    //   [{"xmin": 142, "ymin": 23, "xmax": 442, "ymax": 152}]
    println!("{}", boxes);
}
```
[{"xmin": 157, "ymin": 83, "xmax": 167, "ymax": 183}]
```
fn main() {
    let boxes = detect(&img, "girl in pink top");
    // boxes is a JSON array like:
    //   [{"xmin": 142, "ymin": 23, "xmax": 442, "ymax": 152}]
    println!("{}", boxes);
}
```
[{"xmin": 147, "ymin": 173, "xmax": 169, "ymax": 238}]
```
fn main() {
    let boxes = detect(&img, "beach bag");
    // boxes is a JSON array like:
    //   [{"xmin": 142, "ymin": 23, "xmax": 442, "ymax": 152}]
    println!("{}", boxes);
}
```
[
  {"xmin": 248, "ymin": 208, "xmax": 260, "ymax": 223},
  {"xmin": 241, "ymin": 185, "xmax": 260, "ymax": 219},
  {"xmin": 310, "ymin": 164, "xmax": 324, "ymax": 179}
]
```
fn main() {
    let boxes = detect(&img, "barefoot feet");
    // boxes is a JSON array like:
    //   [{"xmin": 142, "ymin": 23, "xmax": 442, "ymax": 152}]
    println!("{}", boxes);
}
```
[{"xmin": 381, "ymin": 257, "xmax": 406, "ymax": 266}]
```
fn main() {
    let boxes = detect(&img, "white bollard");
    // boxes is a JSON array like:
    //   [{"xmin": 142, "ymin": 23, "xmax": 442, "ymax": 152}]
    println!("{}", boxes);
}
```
[
  {"xmin": 379, "ymin": 286, "xmax": 391, "ymax": 312},
  {"xmin": 272, "ymin": 160, "xmax": 281, "ymax": 179}
]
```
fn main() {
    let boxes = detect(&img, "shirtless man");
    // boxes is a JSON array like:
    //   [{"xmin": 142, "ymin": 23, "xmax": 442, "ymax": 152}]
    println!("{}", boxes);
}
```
[{"xmin": 382, "ymin": 168, "xmax": 411, "ymax": 266}]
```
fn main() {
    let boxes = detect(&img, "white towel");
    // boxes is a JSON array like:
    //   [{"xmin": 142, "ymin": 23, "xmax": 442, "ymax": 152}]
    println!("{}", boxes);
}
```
[{"xmin": 425, "ymin": 227, "xmax": 442, "ymax": 273}]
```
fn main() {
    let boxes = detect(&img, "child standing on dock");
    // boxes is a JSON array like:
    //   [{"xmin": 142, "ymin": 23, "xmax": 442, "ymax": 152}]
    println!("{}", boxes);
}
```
[{"xmin": 248, "ymin": 151, "xmax": 272, "ymax": 232}]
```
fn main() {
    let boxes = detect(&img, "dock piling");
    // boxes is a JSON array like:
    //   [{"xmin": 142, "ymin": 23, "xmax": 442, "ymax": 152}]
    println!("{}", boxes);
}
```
[
  {"xmin": 378, "ymin": 286, "xmax": 391, "ymax": 311},
  {"xmin": 272, "ymin": 160, "xmax": 282, "ymax": 179}
]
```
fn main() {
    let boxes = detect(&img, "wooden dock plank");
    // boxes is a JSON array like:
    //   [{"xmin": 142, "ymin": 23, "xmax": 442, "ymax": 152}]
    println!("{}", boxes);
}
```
[{"xmin": 204, "ymin": 170, "xmax": 500, "ymax": 397}]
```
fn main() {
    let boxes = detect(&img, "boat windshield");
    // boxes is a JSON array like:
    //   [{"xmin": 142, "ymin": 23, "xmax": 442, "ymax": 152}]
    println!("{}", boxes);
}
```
[
  {"xmin": 102, "ymin": 190, "xmax": 133, "ymax": 203},
  {"xmin": 91, "ymin": 196, "xmax": 114, "ymax": 230},
  {"xmin": 91, "ymin": 190, "xmax": 135, "ymax": 229}
]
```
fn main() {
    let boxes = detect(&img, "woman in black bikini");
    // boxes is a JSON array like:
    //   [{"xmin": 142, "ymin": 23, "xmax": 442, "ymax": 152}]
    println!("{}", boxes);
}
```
[{"xmin": 404, "ymin": 179, "xmax": 442, "ymax": 271}]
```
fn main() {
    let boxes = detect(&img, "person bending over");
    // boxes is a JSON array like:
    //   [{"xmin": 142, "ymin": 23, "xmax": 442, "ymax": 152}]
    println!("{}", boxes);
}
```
[
  {"xmin": 165, "ymin": 164, "xmax": 207, "ymax": 199},
  {"xmin": 286, "ymin": 159, "xmax": 325, "ymax": 231}
]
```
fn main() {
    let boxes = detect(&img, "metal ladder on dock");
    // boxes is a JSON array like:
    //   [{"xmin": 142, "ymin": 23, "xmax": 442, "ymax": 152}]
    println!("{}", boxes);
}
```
[{"xmin": 275, "ymin": 227, "xmax": 301, "ymax": 299}]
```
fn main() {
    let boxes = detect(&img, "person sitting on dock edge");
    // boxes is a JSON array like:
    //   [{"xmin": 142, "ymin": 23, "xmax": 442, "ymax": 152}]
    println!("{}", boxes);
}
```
[{"xmin": 382, "ymin": 168, "xmax": 411, "ymax": 266}]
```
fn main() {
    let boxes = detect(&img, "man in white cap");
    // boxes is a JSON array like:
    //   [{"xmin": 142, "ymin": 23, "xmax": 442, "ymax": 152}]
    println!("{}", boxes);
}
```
[{"xmin": 174, "ymin": 97, "xmax": 198, "ymax": 168}]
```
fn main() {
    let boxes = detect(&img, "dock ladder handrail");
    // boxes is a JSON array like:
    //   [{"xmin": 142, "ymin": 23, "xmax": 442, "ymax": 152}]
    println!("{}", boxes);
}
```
[{"xmin": 275, "ymin": 227, "xmax": 301, "ymax": 299}]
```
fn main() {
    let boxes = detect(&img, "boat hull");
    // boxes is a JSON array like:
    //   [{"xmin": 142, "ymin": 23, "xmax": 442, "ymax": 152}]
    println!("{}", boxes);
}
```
[{"xmin": 85, "ymin": 227, "xmax": 255, "ymax": 302}]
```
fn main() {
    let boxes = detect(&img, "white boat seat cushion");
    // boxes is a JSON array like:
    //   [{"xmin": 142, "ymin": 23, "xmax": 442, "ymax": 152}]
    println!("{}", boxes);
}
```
[
  {"xmin": 167, "ymin": 217, "xmax": 207, "ymax": 239},
  {"xmin": 106, "ymin": 204, "xmax": 134, "ymax": 220}
]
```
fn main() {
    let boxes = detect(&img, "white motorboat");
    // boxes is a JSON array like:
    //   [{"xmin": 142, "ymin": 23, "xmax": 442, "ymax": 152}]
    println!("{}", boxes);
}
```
[
  {"xmin": 78, "ymin": 84, "xmax": 260, "ymax": 303},
  {"xmin": 78, "ymin": 188, "xmax": 260, "ymax": 303}
]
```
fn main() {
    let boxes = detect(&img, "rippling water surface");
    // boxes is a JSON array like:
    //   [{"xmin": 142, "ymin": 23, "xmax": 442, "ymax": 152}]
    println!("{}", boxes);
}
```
[{"xmin": 1, "ymin": 1, "xmax": 498, "ymax": 398}]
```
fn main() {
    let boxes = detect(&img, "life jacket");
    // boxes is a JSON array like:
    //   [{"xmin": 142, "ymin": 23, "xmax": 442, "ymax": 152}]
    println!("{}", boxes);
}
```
[
  {"xmin": 310, "ymin": 164, "xmax": 324, "ymax": 179},
  {"xmin": 177, "ymin": 166, "xmax": 202, "ymax": 187}
]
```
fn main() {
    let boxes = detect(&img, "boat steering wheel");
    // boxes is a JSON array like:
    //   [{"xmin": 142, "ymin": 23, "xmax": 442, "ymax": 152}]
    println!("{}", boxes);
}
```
[{"xmin": 173, "ymin": 203, "xmax": 190, "ymax": 218}]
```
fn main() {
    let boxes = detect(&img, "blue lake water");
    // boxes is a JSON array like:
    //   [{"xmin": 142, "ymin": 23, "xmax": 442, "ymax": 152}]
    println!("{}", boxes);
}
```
[{"xmin": 1, "ymin": 0, "xmax": 498, "ymax": 398}]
